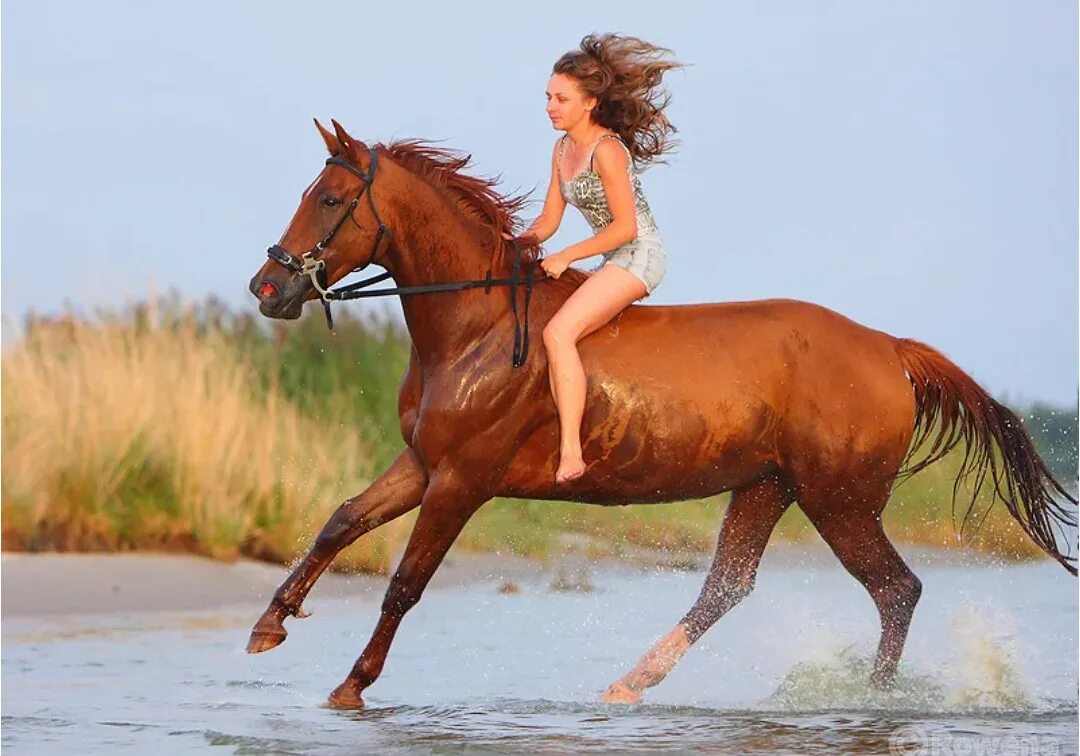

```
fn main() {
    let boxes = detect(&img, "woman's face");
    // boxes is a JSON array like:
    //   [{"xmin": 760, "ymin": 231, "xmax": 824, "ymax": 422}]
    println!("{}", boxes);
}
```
[{"xmin": 546, "ymin": 73, "xmax": 597, "ymax": 131}]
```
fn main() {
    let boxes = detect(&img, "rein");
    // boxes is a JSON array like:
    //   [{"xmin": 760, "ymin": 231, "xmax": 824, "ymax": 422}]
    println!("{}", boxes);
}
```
[{"xmin": 266, "ymin": 150, "xmax": 547, "ymax": 368}]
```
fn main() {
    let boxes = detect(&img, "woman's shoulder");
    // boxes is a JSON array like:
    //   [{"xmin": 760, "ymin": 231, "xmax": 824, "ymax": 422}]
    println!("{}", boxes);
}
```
[
  {"xmin": 552, "ymin": 133, "xmax": 569, "ymax": 162},
  {"xmin": 591, "ymin": 133, "xmax": 633, "ymax": 168}
]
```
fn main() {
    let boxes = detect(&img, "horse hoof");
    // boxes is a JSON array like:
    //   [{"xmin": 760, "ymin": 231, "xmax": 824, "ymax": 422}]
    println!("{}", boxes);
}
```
[
  {"xmin": 246, "ymin": 625, "xmax": 287, "ymax": 654},
  {"xmin": 327, "ymin": 683, "xmax": 365, "ymax": 709},
  {"xmin": 600, "ymin": 681, "xmax": 642, "ymax": 704}
]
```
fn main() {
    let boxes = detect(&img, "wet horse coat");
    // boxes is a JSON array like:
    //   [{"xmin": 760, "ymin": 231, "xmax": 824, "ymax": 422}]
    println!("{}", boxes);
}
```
[{"xmin": 246, "ymin": 120, "xmax": 1077, "ymax": 708}]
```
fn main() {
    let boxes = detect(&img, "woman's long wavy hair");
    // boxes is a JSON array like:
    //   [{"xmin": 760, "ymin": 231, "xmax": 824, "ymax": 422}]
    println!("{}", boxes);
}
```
[{"xmin": 553, "ymin": 33, "xmax": 686, "ymax": 169}]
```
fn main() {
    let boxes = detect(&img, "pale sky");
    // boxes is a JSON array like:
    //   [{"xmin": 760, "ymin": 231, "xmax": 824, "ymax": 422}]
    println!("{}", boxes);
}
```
[{"xmin": 3, "ymin": 1, "xmax": 1077, "ymax": 404}]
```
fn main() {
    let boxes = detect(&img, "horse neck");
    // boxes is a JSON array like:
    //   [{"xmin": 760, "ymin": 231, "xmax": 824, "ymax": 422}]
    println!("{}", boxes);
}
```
[{"xmin": 381, "ymin": 197, "xmax": 514, "ymax": 364}]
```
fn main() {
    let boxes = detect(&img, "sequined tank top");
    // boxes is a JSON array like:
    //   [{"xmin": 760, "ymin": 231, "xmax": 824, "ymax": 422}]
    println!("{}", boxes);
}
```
[{"xmin": 558, "ymin": 134, "xmax": 659, "ymax": 236}]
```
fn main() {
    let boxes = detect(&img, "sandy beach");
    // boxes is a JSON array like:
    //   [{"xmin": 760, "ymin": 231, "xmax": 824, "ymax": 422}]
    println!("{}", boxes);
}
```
[
  {"xmin": 0, "ymin": 549, "xmax": 547, "ymax": 619},
  {"xmin": 1, "ymin": 537, "xmax": 1015, "ymax": 621}
]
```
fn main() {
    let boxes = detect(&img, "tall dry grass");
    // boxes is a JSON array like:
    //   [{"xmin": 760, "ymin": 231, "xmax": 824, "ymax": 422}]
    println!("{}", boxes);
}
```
[
  {"xmin": 1, "ymin": 307, "xmax": 403, "ymax": 573},
  {"xmin": 2, "ymin": 300, "xmax": 1074, "ymax": 572}
]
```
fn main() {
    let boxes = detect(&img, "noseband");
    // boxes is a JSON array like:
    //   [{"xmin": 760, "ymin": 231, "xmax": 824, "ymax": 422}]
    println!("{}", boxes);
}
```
[{"xmin": 265, "ymin": 148, "xmax": 546, "ymax": 368}]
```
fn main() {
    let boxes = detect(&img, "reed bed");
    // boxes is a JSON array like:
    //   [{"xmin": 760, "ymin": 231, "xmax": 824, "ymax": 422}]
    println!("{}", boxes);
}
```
[
  {"xmin": 1, "ymin": 304, "xmax": 398, "ymax": 573},
  {"xmin": 2, "ymin": 300, "xmax": 1074, "ymax": 572}
]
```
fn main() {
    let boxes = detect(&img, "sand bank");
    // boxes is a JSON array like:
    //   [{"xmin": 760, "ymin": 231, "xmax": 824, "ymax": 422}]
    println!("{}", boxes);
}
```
[
  {"xmin": 1, "ymin": 550, "xmax": 544, "ymax": 619},
  {"xmin": 1, "ymin": 537, "xmax": 1013, "ymax": 621}
]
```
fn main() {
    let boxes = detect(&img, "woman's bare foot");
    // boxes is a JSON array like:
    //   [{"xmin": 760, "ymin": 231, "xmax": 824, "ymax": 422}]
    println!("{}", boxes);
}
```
[{"xmin": 555, "ymin": 453, "xmax": 586, "ymax": 483}]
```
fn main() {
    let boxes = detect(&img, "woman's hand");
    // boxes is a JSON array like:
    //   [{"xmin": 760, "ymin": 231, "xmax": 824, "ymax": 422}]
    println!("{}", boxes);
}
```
[{"xmin": 540, "ymin": 251, "xmax": 573, "ymax": 279}]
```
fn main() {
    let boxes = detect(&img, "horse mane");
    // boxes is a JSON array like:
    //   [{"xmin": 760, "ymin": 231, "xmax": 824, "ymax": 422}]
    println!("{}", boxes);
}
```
[
  {"xmin": 376, "ymin": 138, "xmax": 590, "ymax": 295},
  {"xmin": 375, "ymin": 138, "xmax": 523, "ymax": 243},
  {"xmin": 377, "ymin": 137, "xmax": 517, "ymax": 233}
]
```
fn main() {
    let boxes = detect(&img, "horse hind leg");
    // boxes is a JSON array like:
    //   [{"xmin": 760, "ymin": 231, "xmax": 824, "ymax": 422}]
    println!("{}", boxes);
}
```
[
  {"xmin": 601, "ymin": 472, "xmax": 795, "ymax": 703},
  {"xmin": 798, "ymin": 483, "xmax": 923, "ymax": 689}
]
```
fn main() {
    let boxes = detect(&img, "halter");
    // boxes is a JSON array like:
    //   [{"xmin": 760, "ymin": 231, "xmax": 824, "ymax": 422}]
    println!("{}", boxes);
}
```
[{"xmin": 265, "ymin": 148, "xmax": 546, "ymax": 368}]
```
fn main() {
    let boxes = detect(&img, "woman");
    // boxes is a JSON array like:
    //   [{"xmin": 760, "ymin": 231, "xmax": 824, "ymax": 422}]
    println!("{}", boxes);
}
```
[{"xmin": 516, "ymin": 33, "xmax": 684, "ymax": 484}]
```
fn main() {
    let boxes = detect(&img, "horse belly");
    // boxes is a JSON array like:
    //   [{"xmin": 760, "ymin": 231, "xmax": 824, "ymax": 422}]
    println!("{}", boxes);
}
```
[{"xmin": 501, "ymin": 376, "xmax": 777, "ymax": 504}]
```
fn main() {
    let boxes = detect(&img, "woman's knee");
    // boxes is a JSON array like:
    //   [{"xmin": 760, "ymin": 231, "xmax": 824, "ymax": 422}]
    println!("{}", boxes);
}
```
[{"xmin": 543, "ymin": 321, "xmax": 578, "ymax": 350}]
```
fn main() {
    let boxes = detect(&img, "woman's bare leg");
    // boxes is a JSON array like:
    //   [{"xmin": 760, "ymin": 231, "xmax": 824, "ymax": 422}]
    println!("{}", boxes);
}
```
[{"xmin": 542, "ymin": 264, "xmax": 646, "ymax": 483}]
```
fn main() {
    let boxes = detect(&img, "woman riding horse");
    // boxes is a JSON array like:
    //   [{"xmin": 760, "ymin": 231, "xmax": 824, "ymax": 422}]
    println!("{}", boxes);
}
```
[
  {"xmin": 516, "ymin": 34, "xmax": 683, "ymax": 484},
  {"xmin": 245, "ymin": 36, "xmax": 1076, "ymax": 708}
]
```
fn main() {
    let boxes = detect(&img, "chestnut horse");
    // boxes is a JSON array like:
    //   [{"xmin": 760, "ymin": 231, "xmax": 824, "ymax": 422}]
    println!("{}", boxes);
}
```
[{"xmin": 246, "ymin": 120, "xmax": 1076, "ymax": 709}]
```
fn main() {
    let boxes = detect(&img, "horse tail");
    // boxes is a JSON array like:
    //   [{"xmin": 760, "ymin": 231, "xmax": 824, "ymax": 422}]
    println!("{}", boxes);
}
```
[{"xmin": 894, "ymin": 337, "xmax": 1077, "ymax": 575}]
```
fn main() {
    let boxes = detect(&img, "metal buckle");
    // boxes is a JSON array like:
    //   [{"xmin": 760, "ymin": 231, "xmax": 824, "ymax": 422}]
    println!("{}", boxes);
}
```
[{"xmin": 299, "ymin": 255, "xmax": 325, "ymax": 277}]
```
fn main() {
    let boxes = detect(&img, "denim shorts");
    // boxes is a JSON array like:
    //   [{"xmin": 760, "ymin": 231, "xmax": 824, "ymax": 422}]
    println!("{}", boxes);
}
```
[{"xmin": 591, "ymin": 230, "xmax": 667, "ymax": 301}]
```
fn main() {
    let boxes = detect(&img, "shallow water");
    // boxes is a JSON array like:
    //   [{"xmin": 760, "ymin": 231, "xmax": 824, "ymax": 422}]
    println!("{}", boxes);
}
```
[{"xmin": 3, "ymin": 554, "xmax": 1077, "ymax": 754}]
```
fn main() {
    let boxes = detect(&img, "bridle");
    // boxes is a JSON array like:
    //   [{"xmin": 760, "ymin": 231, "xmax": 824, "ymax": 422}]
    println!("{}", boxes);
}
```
[
  {"xmin": 267, "ymin": 154, "xmax": 387, "ymax": 299},
  {"xmin": 265, "ymin": 148, "xmax": 547, "ymax": 368}
]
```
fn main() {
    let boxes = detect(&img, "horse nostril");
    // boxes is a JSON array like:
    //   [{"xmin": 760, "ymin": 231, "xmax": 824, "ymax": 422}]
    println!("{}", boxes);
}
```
[{"xmin": 259, "ymin": 281, "xmax": 279, "ymax": 300}]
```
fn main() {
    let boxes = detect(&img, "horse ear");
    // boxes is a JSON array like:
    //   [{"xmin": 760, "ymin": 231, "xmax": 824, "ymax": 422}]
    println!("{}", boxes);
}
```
[
  {"xmin": 330, "ymin": 118, "xmax": 367, "ymax": 159},
  {"xmin": 314, "ymin": 118, "xmax": 342, "ymax": 155}
]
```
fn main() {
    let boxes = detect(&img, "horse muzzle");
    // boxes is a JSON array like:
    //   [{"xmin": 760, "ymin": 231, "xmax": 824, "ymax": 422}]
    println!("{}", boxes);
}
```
[{"xmin": 249, "ymin": 271, "xmax": 311, "ymax": 319}]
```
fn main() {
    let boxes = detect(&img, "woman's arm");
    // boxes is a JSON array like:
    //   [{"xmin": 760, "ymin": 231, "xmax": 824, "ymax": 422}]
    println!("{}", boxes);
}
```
[
  {"xmin": 518, "ymin": 139, "xmax": 567, "ymax": 243},
  {"xmin": 560, "ymin": 139, "xmax": 637, "ymax": 263}
]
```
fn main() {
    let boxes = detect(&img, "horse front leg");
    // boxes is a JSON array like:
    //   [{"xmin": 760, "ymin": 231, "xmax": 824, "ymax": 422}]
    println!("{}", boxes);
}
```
[
  {"xmin": 246, "ymin": 447, "xmax": 428, "ymax": 653},
  {"xmin": 327, "ymin": 476, "xmax": 485, "ymax": 708}
]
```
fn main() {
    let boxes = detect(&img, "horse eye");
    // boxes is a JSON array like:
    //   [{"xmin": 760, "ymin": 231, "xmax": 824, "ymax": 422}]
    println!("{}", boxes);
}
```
[{"xmin": 320, "ymin": 195, "xmax": 341, "ymax": 208}]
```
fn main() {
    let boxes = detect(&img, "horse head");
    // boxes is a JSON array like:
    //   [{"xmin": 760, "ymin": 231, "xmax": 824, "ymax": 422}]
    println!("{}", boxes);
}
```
[{"xmin": 250, "ymin": 119, "xmax": 394, "ymax": 319}]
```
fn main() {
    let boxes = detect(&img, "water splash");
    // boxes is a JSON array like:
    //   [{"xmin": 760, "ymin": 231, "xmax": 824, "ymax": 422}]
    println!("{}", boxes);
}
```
[
  {"xmin": 760, "ymin": 645, "xmax": 945, "ymax": 712},
  {"xmin": 943, "ymin": 605, "xmax": 1031, "ymax": 710},
  {"xmin": 759, "ymin": 605, "xmax": 1038, "ymax": 713}
]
